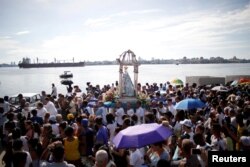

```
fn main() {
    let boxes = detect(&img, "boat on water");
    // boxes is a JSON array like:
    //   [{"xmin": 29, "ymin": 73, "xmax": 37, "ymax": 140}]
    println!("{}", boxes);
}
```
[
  {"xmin": 60, "ymin": 71, "xmax": 73, "ymax": 78},
  {"xmin": 61, "ymin": 80, "xmax": 73, "ymax": 85},
  {"xmin": 18, "ymin": 58, "xmax": 84, "ymax": 68}
]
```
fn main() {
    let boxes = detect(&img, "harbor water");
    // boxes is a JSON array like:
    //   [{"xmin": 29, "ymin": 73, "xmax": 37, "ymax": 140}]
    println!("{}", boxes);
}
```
[{"xmin": 0, "ymin": 63, "xmax": 250, "ymax": 97}]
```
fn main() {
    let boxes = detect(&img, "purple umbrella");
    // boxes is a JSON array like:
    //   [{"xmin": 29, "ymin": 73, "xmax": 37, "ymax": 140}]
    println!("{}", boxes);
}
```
[{"xmin": 112, "ymin": 123, "xmax": 172, "ymax": 149}]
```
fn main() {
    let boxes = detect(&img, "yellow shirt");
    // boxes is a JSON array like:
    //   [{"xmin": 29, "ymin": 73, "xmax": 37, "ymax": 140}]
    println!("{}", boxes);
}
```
[
  {"xmin": 236, "ymin": 125, "xmax": 246, "ymax": 151},
  {"xmin": 64, "ymin": 136, "xmax": 81, "ymax": 161}
]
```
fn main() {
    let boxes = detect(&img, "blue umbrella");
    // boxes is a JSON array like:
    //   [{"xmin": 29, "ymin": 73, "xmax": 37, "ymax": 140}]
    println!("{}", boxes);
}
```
[
  {"xmin": 174, "ymin": 98, "xmax": 205, "ymax": 110},
  {"xmin": 113, "ymin": 123, "xmax": 172, "ymax": 149}
]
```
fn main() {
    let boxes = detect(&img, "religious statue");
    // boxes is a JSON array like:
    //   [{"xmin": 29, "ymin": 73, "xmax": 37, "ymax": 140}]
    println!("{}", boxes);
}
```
[
  {"xmin": 122, "ymin": 66, "xmax": 135, "ymax": 97},
  {"xmin": 117, "ymin": 50, "xmax": 139, "ymax": 98}
]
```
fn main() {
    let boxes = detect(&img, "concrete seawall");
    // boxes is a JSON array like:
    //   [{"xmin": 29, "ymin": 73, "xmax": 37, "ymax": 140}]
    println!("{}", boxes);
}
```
[{"xmin": 186, "ymin": 75, "xmax": 250, "ymax": 86}]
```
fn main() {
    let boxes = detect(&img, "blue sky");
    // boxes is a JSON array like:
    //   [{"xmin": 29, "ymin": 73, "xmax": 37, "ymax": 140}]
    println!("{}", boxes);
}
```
[{"xmin": 0, "ymin": 0, "xmax": 250, "ymax": 63}]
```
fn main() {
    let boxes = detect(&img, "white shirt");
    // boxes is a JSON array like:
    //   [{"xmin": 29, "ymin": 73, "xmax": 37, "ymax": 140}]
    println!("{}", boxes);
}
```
[
  {"xmin": 115, "ymin": 107, "xmax": 125, "ymax": 126},
  {"xmin": 41, "ymin": 161, "xmax": 75, "ymax": 167},
  {"xmin": 168, "ymin": 105, "xmax": 176, "ymax": 116},
  {"xmin": 127, "ymin": 108, "xmax": 135, "ymax": 117},
  {"xmin": 158, "ymin": 106, "xmax": 167, "ymax": 114},
  {"xmin": 107, "ymin": 122, "xmax": 117, "ymax": 144},
  {"xmin": 21, "ymin": 108, "xmax": 30, "ymax": 119},
  {"xmin": 51, "ymin": 123, "xmax": 59, "ymax": 136},
  {"xmin": 45, "ymin": 101, "xmax": 58, "ymax": 116},
  {"xmin": 210, "ymin": 135, "xmax": 227, "ymax": 151},
  {"xmin": 218, "ymin": 113, "xmax": 225, "ymax": 126},
  {"xmin": 51, "ymin": 86, "xmax": 57, "ymax": 97},
  {"xmin": 129, "ymin": 149, "xmax": 144, "ymax": 167},
  {"xmin": 20, "ymin": 136, "xmax": 29, "ymax": 152},
  {"xmin": 37, "ymin": 107, "xmax": 47, "ymax": 118},
  {"xmin": 136, "ymin": 107, "xmax": 144, "ymax": 124}
]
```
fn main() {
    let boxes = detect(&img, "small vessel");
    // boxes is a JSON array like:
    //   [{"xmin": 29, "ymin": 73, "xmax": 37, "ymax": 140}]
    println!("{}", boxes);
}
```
[
  {"xmin": 18, "ymin": 58, "xmax": 84, "ymax": 68},
  {"xmin": 61, "ymin": 80, "xmax": 73, "ymax": 85},
  {"xmin": 60, "ymin": 71, "xmax": 73, "ymax": 79}
]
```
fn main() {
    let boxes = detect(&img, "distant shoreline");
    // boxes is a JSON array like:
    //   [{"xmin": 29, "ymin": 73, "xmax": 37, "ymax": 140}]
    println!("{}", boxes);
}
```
[{"xmin": 1, "ymin": 61, "xmax": 250, "ymax": 67}]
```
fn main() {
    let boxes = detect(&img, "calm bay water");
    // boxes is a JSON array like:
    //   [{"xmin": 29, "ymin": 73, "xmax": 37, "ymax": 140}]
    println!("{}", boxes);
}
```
[{"xmin": 0, "ymin": 63, "xmax": 250, "ymax": 97}]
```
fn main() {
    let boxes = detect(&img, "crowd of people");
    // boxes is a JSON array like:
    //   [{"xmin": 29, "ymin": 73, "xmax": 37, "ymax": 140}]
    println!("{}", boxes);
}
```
[{"xmin": 0, "ymin": 81, "xmax": 249, "ymax": 167}]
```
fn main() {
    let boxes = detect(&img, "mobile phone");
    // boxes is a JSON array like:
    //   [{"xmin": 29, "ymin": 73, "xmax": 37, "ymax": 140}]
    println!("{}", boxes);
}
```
[{"xmin": 192, "ymin": 148, "xmax": 201, "ymax": 154}]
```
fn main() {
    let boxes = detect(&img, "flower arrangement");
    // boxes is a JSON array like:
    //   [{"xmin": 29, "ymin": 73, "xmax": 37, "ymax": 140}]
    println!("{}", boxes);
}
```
[
  {"xmin": 137, "ymin": 91, "xmax": 150, "ymax": 108},
  {"xmin": 104, "ymin": 89, "xmax": 115, "ymax": 102}
]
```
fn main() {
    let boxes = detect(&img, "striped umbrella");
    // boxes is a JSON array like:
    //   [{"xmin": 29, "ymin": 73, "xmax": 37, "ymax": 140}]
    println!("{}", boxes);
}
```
[{"xmin": 171, "ymin": 78, "xmax": 183, "ymax": 86}]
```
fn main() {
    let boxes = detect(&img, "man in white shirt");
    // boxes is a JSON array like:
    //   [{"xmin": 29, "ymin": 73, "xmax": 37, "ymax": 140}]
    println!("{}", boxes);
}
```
[
  {"xmin": 49, "ymin": 115, "xmax": 60, "ymax": 136},
  {"xmin": 129, "ymin": 148, "xmax": 144, "ymax": 167},
  {"xmin": 51, "ymin": 83, "xmax": 57, "ymax": 99},
  {"xmin": 135, "ymin": 101, "xmax": 144, "ymax": 124},
  {"xmin": 36, "ymin": 101, "xmax": 47, "ymax": 118},
  {"xmin": 44, "ymin": 97, "xmax": 58, "ymax": 117},
  {"xmin": 167, "ymin": 98, "xmax": 176, "ymax": 117},
  {"xmin": 21, "ymin": 102, "xmax": 31, "ymax": 119},
  {"xmin": 126, "ymin": 102, "xmax": 135, "ymax": 118},
  {"xmin": 158, "ymin": 101, "xmax": 167, "ymax": 115},
  {"xmin": 115, "ymin": 101, "xmax": 125, "ymax": 126}
]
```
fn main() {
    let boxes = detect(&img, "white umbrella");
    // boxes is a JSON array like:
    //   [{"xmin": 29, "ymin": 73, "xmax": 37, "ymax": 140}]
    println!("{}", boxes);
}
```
[{"xmin": 211, "ymin": 86, "xmax": 229, "ymax": 92}]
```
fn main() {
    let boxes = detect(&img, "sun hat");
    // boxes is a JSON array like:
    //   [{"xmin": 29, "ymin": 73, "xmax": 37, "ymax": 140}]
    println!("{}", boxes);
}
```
[
  {"xmin": 67, "ymin": 113, "xmax": 74, "ymax": 120},
  {"xmin": 180, "ymin": 119, "xmax": 192, "ymax": 128}
]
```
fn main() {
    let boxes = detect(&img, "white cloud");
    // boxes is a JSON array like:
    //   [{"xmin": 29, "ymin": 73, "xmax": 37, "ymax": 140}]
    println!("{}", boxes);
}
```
[
  {"xmin": 112, "ymin": 9, "xmax": 162, "ymax": 17},
  {"xmin": 84, "ymin": 17, "xmax": 111, "ymax": 28},
  {"xmin": 84, "ymin": 8, "xmax": 162, "ymax": 29},
  {"xmin": 16, "ymin": 31, "xmax": 30, "ymax": 35}
]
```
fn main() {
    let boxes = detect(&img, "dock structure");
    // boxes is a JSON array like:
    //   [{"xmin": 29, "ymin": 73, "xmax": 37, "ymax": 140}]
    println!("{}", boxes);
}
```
[
  {"xmin": 186, "ymin": 76, "xmax": 225, "ymax": 86},
  {"xmin": 186, "ymin": 75, "xmax": 250, "ymax": 86}
]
